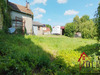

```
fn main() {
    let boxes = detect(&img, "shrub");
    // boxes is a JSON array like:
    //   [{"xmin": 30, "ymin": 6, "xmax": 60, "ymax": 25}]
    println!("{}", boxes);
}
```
[
  {"xmin": 81, "ymin": 20, "xmax": 97, "ymax": 38},
  {"xmin": 65, "ymin": 23, "xmax": 75, "ymax": 37}
]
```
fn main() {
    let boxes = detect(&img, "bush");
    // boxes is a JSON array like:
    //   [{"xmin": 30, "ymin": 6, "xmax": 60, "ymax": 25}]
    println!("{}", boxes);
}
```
[
  {"xmin": 65, "ymin": 23, "xmax": 75, "ymax": 37},
  {"xmin": 81, "ymin": 20, "xmax": 97, "ymax": 38}
]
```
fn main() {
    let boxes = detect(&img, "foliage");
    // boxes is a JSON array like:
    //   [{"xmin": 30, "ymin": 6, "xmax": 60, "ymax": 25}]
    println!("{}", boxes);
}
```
[
  {"xmin": 64, "ymin": 23, "xmax": 75, "ymax": 37},
  {"xmin": 95, "ymin": 3, "xmax": 100, "ymax": 41},
  {"xmin": 73, "ymin": 15, "xmax": 81, "ymax": 32},
  {"xmin": 80, "ymin": 15, "xmax": 90, "ymax": 23},
  {"xmin": 0, "ymin": 32, "xmax": 100, "ymax": 74},
  {"xmin": 0, "ymin": 0, "xmax": 11, "ymax": 33},
  {"xmin": 45, "ymin": 24, "xmax": 52, "ymax": 31},
  {"xmin": 81, "ymin": 20, "xmax": 97, "ymax": 38},
  {"xmin": 65, "ymin": 15, "xmax": 97, "ymax": 39}
]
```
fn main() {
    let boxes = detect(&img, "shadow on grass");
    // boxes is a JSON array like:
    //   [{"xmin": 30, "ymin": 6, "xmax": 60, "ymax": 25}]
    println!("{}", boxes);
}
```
[
  {"xmin": 74, "ymin": 43, "xmax": 100, "ymax": 56},
  {"xmin": 0, "ymin": 33, "xmax": 71, "ymax": 75}
]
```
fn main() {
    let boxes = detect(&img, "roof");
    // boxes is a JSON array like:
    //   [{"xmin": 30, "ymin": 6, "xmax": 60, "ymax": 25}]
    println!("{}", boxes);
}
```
[
  {"xmin": 44, "ymin": 27, "xmax": 51, "ymax": 32},
  {"xmin": 33, "ymin": 21, "xmax": 44, "ymax": 26},
  {"xmin": 8, "ymin": 2, "xmax": 33, "ymax": 15},
  {"xmin": 61, "ymin": 26, "xmax": 65, "ymax": 29}
]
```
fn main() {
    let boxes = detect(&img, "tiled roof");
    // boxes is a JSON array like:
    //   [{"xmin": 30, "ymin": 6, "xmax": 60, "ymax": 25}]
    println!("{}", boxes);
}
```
[
  {"xmin": 44, "ymin": 27, "xmax": 51, "ymax": 32},
  {"xmin": 8, "ymin": 2, "xmax": 33, "ymax": 15},
  {"xmin": 61, "ymin": 26, "xmax": 65, "ymax": 29}
]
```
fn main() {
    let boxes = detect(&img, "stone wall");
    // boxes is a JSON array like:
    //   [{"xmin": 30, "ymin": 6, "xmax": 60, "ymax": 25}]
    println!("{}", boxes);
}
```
[{"xmin": 10, "ymin": 11, "xmax": 33, "ymax": 34}]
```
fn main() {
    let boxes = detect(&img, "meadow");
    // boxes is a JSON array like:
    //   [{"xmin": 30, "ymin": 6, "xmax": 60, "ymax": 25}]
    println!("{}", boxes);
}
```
[{"xmin": 0, "ymin": 32, "xmax": 100, "ymax": 75}]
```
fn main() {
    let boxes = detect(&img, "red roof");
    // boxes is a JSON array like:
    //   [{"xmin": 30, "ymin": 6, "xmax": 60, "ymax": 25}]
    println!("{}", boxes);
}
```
[
  {"xmin": 61, "ymin": 26, "xmax": 65, "ymax": 29},
  {"xmin": 44, "ymin": 27, "xmax": 51, "ymax": 32}
]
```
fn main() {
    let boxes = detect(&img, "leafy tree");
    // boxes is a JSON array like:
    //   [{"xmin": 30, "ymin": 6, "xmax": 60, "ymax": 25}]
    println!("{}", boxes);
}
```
[
  {"xmin": 45, "ymin": 24, "xmax": 52, "ymax": 31},
  {"xmin": 73, "ymin": 15, "xmax": 80, "ymax": 24},
  {"xmin": 81, "ymin": 20, "xmax": 97, "ymax": 38},
  {"xmin": 95, "ymin": 3, "xmax": 100, "ymax": 41},
  {"xmin": 80, "ymin": 15, "xmax": 90, "ymax": 23},
  {"xmin": 65, "ymin": 23, "xmax": 75, "ymax": 37},
  {"xmin": 73, "ymin": 15, "xmax": 81, "ymax": 32}
]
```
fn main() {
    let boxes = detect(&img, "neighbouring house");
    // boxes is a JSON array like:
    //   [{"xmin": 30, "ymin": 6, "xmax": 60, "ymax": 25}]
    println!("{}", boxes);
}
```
[
  {"xmin": 43, "ymin": 27, "xmax": 51, "ymax": 35},
  {"xmin": 52, "ymin": 26, "xmax": 65, "ymax": 35},
  {"xmin": 8, "ymin": 1, "xmax": 33, "ymax": 34},
  {"xmin": 75, "ymin": 32, "xmax": 82, "ymax": 38},
  {"xmin": 33, "ymin": 21, "xmax": 44, "ymax": 35},
  {"xmin": 60, "ymin": 26, "xmax": 65, "ymax": 35}
]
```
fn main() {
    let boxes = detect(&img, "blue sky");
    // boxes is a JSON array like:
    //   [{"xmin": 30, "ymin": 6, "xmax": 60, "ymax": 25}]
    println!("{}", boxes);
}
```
[{"xmin": 9, "ymin": 0, "xmax": 100, "ymax": 26}]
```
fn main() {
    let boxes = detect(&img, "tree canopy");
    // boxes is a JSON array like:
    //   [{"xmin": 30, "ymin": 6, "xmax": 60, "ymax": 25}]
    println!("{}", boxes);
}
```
[
  {"xmin": 65, "ymin": 15, "xmax": 97, "ymax": 39},
  {"xmin": 45, "ymin": 24, "xmax": 52, "ymax": 31},
  {"xmin": 95, "ymin": 3, "xmax": 100, "ymax": 41}
]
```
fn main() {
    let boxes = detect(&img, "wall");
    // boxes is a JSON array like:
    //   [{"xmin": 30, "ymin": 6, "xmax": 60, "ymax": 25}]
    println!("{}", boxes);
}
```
[
  {"xmin": 33, "ymin": 26, "xmax": 38, "ymax": 35},
  {"xmin": 38, "ymin": 26, "xmax": 43, "ymax": 35},
  {"xmin": 10, "ymin": 11, "xmax": 33, "ymax": 34}
]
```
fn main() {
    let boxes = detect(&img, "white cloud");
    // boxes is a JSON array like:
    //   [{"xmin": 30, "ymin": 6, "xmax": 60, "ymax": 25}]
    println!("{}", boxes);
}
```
[
  {"xmin": 34, "ymin": 14, "xmax": 43, "ymax": 19},
  {"xmin": 57, "ymin": 0, "xmax": 67, "ymax": 4},
  {"xmin": 48, "ymin": 19, "xmax": 51, "ymax": 21},
  {"xmin": 85, "ymin": 3, "xmax": 93, "ymax": 7},
  {"xmin": 30, "ymin": 0, "xmax": 47, "ymax": 5},
  {"xmin": 64, "ymin": 10, "xmax": 79, "ymax": 15},
  {"xmin": 34, "ymin": 8, "xmax": 46, "ymax": 14},
  {"xmin": 33, "ymin": 8, "xmax": 46, "ymax": 19}
]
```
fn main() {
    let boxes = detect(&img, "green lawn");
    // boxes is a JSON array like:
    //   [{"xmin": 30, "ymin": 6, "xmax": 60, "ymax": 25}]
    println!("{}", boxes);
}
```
[{"xmin": 0, "ymin": 33, "xmax": 100, "ymax": 75}]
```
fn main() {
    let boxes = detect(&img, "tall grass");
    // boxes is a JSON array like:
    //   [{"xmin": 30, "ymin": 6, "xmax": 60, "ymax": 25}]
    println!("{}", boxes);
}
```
[{"xmin": 0, "ymin": 32, "xmax": 100, "ymax": 74}]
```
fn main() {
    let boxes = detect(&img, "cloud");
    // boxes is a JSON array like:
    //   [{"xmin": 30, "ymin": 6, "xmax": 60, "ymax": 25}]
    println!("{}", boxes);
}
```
[
  {"xmin": 30, "ymin": 0, "xmax": 47, "ymax": 5},
  {"xmin": 48, "ymin": 19, "xmax": 51, "ymax": 21},
  {"xmin": 57, "ymin": 0, "xmax": 67, "ymax": 4},
  {"xmin": 85, "ymin": 3, "xmax": 93, "ymax": 7},
  {"xmin": 64, "ymin": 10, "xmax": 79, "ymax": 15},
  {"xmin": 34, "ymin": 14, "xmax": 43, "ymax": 19},
  {"xmin": 34, "ymin": 8, "xmax": 46, "ymax": 14},
  {"xmin": 33, "ymin": 8, "xmax": 46, "ymax": 19}
]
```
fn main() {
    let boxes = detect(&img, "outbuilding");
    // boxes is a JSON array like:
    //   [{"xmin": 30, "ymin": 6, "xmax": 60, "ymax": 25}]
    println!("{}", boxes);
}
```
[{"xmin": 33, "ymin": 21, "xmax": 44, "ymax": 35}]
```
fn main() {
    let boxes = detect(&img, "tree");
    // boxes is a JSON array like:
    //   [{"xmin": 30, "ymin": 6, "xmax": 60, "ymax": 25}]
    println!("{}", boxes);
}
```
[
  {"xmin": 45, "ymin": 24, "xmax": 52, "ymax": 32},
  {"xmin": 65, "ymin": 23, "xmax": 75, "ymax": 37},
  {"xmin": 73, "ymin": 15, "xmax": 81, "ymax": 32},
  {"xmin": 95, "ymin": 3, "xmax": 100, "ymax": 41},
  {"xmin": 80, "ymin": 15, "xmax": 90, "ymax": 23},
  {"xmin": 73, "ymin": 15, "xmax": 80, "ymax": 24},
  {"xmin": 81, "ymin": 20, "xmax": 97, "ymax": 38}
]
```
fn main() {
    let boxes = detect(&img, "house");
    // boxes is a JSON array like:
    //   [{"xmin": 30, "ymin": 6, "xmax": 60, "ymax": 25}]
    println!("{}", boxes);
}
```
[
  {"xmin": 43, "ymin": 27, "xmax": 51, "ymax": 35},
  {"xmin": 8, "ymin": 0, "xmax": 33, "ymax": 34},
  {"xmin": 52, "ymin": 26, "xmax": 65, "ymax": 35},
  {"xmin": 33, "ymin": 21, "xmax": 44, "ymax": 35},
  {"xmin": 75, "ymin": 32, "xmax": 82, "ymax": 38}
]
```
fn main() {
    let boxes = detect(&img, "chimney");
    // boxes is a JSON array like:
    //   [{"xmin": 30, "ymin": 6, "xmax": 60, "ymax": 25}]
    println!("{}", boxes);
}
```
[{"xmin": 26, "ymin": 1, "xmax": 30, "ymax": 9}]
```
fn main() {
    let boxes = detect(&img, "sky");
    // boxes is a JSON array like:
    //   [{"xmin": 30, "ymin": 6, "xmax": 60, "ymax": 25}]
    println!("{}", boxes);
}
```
[{"xmin": 9, "ymin": 0, "xmax": 100, "ymax": 27}]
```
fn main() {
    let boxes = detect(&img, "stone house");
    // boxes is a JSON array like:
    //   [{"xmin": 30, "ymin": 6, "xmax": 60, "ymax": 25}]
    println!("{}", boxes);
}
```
[{"xmin": 8, "ymin": 1, "xmax": 33, "ymax": 34}]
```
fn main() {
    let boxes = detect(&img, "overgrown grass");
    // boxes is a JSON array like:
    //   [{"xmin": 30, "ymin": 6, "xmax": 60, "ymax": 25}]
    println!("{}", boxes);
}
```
[{"xmin": 0, "ymin": 32, "xmax": 100, "ymax": 75}]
